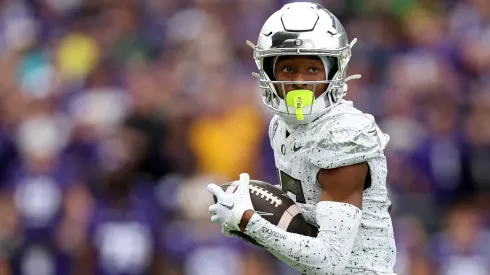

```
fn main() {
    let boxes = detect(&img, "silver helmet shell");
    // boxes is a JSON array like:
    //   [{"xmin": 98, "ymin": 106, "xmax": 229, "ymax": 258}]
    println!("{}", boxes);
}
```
[{"xmin": 248, "ymin": 2, "xmax": 360, "ymax": 126}]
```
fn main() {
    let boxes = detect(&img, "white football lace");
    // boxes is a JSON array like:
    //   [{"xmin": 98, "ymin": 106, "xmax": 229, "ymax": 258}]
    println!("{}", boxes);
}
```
[{"xmin": 249, "ymin": 185, "xmax": 282, "ymax": 207}]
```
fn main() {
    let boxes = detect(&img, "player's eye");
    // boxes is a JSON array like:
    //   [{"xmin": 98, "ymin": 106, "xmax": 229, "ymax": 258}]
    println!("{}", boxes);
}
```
[
  {"xmin": 308, "ymin": 67, "xmax": 320, "ymax": 73},
  {"xmin": 282, "ymin": 67, "xmax": 293, "ymax": 73}
]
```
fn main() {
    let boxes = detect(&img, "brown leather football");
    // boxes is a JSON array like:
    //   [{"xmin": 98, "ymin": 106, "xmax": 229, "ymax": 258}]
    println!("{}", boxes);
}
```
[{"xmin": 213, "ymin": 180, "xmax": 318, "ymax": 247}]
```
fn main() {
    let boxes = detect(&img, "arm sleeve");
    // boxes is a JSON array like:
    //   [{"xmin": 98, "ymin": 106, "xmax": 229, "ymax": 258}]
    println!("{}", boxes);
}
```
[{"xmin": 245, "ymin": 201, "xmax": 362, "ymax": 275}]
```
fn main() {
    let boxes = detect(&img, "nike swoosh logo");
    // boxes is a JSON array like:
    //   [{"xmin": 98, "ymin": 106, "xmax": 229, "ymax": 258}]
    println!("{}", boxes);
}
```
[
  {"xmin": 220, "ymin": 202, "xmax": 234, "ymax": 210},
  {"xmin": 256, "ymin": 211, "xmax": 273, "ymax": 216},
  {"xmin": 293, "ymin": 144, "xmax": 303, "ymax": 152}
]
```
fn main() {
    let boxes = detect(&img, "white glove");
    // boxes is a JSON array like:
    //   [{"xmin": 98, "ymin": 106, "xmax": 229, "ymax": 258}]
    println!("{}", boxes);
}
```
[{"xmin": 207, "ymin": 173, "xmax": 254, "ymax": 232}]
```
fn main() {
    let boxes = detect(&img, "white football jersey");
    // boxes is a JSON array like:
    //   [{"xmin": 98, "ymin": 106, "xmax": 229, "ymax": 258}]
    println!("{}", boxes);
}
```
[{"xmin": 269, "ymin": 100, "xmax": 396, "ymax": 274}]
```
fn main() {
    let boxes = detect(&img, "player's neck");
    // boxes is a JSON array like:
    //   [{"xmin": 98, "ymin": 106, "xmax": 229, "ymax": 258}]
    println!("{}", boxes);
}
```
[{"xmin": 283, "ymin": 120, "xmax": 300, "ymax": 133}]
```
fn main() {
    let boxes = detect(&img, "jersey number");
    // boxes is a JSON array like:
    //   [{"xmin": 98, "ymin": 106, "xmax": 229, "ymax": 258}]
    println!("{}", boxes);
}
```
[{"xmin": 276, "ymin": 169, "xmax": 306, "ymax": 203}]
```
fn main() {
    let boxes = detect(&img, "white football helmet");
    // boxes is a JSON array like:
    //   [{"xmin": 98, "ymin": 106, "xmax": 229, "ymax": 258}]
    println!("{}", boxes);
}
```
[{"xmin": 247, "ymin": 2, "xmax": 360, "ymax": 126}]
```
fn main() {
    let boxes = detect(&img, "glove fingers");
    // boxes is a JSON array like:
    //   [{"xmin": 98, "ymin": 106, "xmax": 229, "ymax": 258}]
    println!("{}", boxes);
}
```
[
  {"xmin": 208, "ymin": 204, "xmax": 219, "ymax": 213},
  {"xmin": 237, "ymin": 173, "xmax": 250, "ymax": 192},
  {"xmin": 239, "ymin": 173, "xmax": 250, "ymax": 183},
  {"xmin": 210, "ymin": 215, "xmax": 220, "ymax": 223},
  {"xmin": 207, "ymin": 183, "xmax": 225, "ymax": 198}
]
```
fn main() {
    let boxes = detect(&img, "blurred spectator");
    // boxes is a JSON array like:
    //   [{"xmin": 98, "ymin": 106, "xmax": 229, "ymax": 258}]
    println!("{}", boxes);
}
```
[
  {"xmin": 394, "ymin": 217, "xmax": 432, "ymax": 275},
  {"xmin": 187, "ymin": 76, "xmax": 265, "ymax": 182},
  {"xmin": 73, "ymin": 124, "xmax": 167, "ymax": 275},
  {"xmin": 1, "ymin": 111, "xmax": 92, "ymax": 275},
  {"xmin": 428, "ymin": 202, "xmax": 490, "ymax": 275}
]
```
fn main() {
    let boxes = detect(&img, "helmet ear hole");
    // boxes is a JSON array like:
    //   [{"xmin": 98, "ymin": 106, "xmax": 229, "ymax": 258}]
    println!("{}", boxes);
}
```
[
  {"xmin": 263, "ymin": 56, "xmax": 276, "ymax": 81},
  {"xmin": 328, "ymin": 57, "xmax": 338, "ymax": 80}
]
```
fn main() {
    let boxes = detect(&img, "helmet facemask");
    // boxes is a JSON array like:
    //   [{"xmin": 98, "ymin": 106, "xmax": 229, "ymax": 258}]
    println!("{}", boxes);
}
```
[{"xmin": 248, "ymin": 39, "xmax": 361, "ymax": 125}]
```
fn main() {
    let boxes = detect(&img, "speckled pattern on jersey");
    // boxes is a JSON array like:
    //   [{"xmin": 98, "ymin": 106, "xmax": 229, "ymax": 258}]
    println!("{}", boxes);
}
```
[{"xmin": 269, "ymin": 100, "xmax": 396, "ymax": 274}]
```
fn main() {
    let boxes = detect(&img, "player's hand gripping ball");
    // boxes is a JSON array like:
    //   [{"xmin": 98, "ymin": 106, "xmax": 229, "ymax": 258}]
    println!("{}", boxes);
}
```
[
  {"xmin": 207, "ymin": 173, "xmax": 255, "ymax": 233},
  {"xmin": 207, "ymin": 174, "xmax": 318, "ymax": 247}
]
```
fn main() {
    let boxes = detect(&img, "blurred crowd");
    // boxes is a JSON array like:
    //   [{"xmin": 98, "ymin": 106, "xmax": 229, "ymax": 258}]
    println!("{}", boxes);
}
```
[{"xmin": 0, "ymin": 0, "xmax": 489, "ymax": 274}]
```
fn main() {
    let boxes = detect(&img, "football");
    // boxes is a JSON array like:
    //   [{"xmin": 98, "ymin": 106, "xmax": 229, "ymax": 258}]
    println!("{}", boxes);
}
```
[{"xmin": 213, "ymin": 180, "xmax": 318, "ymax": 247}]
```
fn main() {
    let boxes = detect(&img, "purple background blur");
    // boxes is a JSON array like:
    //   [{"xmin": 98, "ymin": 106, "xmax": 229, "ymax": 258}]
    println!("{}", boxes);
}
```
[{"xmin": 0, "ymin": 0, "xmax": 489, "ymax": 274}]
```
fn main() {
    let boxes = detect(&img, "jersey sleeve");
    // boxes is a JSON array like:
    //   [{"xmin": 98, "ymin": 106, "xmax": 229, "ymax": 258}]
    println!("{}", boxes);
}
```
[{"xmin": 308, "ymin": 114, "xmax": 389, "ymax": 169}]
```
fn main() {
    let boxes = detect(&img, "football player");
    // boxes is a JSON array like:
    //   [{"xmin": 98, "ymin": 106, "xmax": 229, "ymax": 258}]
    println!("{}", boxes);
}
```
[{"xmin": 207, "ymin": 2, "xmax": 397, "ymax": 275}]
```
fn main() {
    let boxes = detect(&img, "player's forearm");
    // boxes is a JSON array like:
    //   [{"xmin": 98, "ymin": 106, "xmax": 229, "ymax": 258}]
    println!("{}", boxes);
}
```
[{"xmin": 244, "ymin": 201, "xmax": 362, "ymax": 274}]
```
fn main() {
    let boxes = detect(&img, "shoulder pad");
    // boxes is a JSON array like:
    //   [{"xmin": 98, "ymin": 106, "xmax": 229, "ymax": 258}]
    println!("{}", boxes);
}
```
[{"xmin": 308, "ymin": 113, "xmax": 386, "ymax": 169}]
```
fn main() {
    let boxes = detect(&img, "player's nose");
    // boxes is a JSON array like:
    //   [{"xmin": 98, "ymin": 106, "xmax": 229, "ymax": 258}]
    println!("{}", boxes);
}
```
[{"xmin": 292, "ymin": 74, "xmax": 308, "ymax": 90}]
